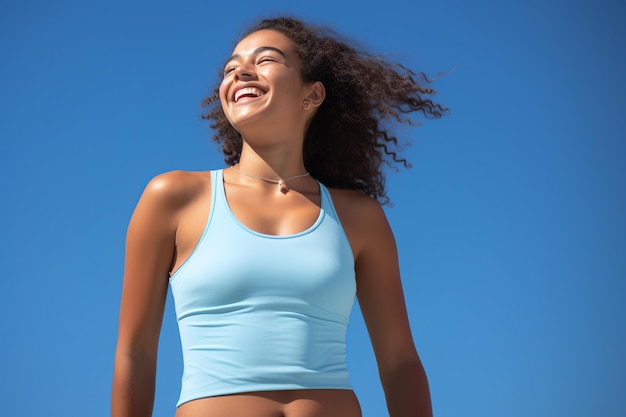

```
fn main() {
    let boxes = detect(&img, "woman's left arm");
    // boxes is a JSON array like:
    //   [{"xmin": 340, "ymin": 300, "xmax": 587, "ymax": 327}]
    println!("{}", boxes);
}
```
[{"xmin": 351, "ymin": 198, "xmax": 433, "ymax": 417}]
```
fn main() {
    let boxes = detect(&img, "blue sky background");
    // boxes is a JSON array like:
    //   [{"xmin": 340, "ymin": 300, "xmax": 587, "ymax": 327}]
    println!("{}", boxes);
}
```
[{"xmin": 1, "ymin": 1, "xmax": 624, "ymax": 416}]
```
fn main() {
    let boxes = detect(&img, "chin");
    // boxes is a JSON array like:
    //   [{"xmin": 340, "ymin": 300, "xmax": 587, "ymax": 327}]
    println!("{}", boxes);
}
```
[
  {"xmin": 229, "ymin": 107, "xmax": 286, "ymax": 134},
  {"xmin": 228, "ymin": 114, "xmax": 264, "ymax": 134}
]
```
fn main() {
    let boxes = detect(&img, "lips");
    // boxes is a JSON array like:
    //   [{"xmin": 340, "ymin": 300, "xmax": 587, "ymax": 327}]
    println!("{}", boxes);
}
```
[{"xmin": 234, "ymin": 86, "xmax": 267, "ymax": 103}]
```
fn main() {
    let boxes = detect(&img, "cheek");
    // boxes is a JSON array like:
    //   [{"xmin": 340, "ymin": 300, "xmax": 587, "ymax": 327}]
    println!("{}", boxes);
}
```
[
  {"xmin": 272, "ymin": 72, "xmax": 305, "ymax": 98},
  {"xmin": 218, "ymin": 79, "xmax": 230, "ymax": 103},
  {"xmin": 218, "ymin": 81, "xmax": 233, "ymax": 120}
]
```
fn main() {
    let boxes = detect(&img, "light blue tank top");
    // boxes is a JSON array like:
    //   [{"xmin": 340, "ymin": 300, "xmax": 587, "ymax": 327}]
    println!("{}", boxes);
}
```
[{"xmin": 169, "ymin": 169, "xmax": 356, "ymax": 406}]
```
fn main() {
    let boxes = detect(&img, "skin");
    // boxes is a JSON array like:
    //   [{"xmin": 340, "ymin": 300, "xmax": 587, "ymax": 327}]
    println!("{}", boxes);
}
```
[{"xmin": 112, "ymin": 29, "xmax": 432, "ymax": 417}]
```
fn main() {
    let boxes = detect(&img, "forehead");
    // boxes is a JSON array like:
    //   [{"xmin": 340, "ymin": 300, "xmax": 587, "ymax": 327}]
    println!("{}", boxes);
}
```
[{"xmin": 232, "ymin": 29, "xmax": 297, "ymax": 56}]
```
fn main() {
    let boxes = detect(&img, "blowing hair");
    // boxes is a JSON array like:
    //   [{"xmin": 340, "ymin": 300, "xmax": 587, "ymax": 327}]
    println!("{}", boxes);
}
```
[{"xmin": 202, "ymin": 17, "xmax": 448, "ymax": 204}]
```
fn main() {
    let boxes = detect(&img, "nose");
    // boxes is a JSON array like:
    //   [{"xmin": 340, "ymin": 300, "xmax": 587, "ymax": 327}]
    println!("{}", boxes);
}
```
[{"xmin": 233, "ymin": 61, "xmax": 256, "ymax": 80}]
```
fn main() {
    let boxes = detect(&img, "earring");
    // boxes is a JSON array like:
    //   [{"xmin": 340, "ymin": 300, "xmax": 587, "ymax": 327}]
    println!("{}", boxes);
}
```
[{"xmin": 303, "ymin": 100, "xmax": 311, "ymax": 110}]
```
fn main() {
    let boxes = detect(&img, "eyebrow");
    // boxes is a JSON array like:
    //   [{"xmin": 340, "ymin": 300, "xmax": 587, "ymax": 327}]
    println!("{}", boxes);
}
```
[{"xmin": 224, "ymin": 46, "xmax": 287, "ymax": 67}]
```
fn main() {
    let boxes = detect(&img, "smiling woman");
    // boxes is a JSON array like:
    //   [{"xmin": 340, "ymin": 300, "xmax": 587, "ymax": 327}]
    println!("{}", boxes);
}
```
[
  {"xmin": 217, "ymin": 29, "xmax": 319, "ymax": 145},
  {"xmin": 111, "ymin": 16, "xmax": 447, "ymax": 417}
]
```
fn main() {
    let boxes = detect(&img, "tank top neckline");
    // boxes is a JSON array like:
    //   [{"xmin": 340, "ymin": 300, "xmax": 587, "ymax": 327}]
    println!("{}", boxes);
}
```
[{"xmin": 216, "ymin": 169, "xmax": 326, "ymax": 240}]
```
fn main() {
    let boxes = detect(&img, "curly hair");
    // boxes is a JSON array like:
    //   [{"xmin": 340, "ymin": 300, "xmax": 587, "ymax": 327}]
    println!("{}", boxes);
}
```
[{"xmin": 201, "ymin": 17, "xmax": 448, "ymax": 203}]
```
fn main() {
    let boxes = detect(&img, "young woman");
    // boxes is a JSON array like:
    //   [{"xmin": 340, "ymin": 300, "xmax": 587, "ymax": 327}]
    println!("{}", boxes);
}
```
[{"xmin": 112, "ymin": 17, "xmax": 447, "ymax": 417}]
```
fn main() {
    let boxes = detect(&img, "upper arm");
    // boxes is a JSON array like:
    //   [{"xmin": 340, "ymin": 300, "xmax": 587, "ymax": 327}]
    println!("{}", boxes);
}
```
[
  {"xmin": 356, "ymin": 204, "xmax": 418, "ymax": 368},
  {"xmin": 115, "ymin": 172, "xmax": 189, "ymax": 359},
  {"xmin": 334, "ymin": 193, "xmax": 419, "ymax": 371}
]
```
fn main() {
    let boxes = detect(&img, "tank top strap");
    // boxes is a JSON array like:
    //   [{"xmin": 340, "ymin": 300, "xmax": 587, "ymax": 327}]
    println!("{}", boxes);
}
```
[
  {"xmin": 318, "ymin": 182, "xmax": 341, "ymax": 223},
  {"xmin": 210, "ymin": 169, "xmax": 228, "ymax": 218}
]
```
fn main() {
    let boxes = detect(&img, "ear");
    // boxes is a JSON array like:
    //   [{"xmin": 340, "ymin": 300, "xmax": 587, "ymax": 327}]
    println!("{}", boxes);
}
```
[{"xmin": 305, "ymin": 81, "xmax": 326, "ymax": 108}]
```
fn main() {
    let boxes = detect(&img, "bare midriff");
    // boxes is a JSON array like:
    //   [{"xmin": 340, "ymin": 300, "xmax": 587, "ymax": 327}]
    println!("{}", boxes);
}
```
[{"xmin": 175, "ymin": 389, "xmax": 362, "ymax": 417}]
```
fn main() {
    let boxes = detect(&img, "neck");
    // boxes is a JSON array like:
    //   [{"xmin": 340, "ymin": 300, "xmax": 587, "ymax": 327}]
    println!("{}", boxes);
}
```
[{"xmin": 236, "ymin": 139, "xmax": 307, "ymax": 179}]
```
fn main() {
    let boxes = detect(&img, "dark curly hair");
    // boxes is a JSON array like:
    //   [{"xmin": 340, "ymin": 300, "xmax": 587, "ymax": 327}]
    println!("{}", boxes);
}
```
[{"xmin": 202, "ymin": 17, "xmax": 448, "ymax": 203}]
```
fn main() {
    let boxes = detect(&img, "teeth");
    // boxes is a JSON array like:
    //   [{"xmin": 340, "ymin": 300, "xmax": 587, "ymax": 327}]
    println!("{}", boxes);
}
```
[{"xmin": 234, "ymin": 87, "xmax": 265, "ymax": 102}]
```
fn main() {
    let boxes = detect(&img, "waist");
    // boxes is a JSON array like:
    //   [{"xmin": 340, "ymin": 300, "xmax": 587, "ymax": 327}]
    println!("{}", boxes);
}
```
[
  {"xmin": 176, "ymin": 305, "xmax": 352, "ymax": 405},
  {"xmin": 175, "ymin": 389, "xmax": 362, "ymax": 417}
]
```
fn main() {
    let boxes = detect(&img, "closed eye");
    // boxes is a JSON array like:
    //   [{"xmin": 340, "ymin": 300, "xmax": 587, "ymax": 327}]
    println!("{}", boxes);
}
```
[
  {"xmin": 257, "ymin": 57, "xmax": 277, "ymax": 64},
  {"xmin": 223, "ymin": 66, "xmax": 236, "ymax": 76}
]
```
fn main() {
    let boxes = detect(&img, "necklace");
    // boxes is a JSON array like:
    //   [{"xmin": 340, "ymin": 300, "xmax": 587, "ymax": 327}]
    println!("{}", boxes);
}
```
[{"xmin": 233, "ymin": 165, "xmax": 310, "ymax": 193}]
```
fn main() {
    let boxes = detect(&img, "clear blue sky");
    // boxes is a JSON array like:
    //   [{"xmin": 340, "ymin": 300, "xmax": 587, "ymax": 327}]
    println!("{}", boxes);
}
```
[{"xmin": 1, "ymin": 1, "xmax": 624, "ymax": 416}]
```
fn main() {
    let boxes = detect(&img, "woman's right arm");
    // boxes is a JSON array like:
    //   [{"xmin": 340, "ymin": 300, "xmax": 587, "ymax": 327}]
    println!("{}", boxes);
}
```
[{"xmin": 111, "ymin": 173, "xmax": 184, "ymax": 417}]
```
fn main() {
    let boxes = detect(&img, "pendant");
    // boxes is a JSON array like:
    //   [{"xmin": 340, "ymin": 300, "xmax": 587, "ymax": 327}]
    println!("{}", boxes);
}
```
[{"xmin": 277, "ymin": 180, "xmax": 288, "ymax": 193}]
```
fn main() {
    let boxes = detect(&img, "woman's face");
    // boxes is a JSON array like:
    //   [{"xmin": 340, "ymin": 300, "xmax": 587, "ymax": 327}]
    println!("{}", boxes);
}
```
[{"xmin": 219, "ymin": 29, "xmax": 310, "ymax": 132}]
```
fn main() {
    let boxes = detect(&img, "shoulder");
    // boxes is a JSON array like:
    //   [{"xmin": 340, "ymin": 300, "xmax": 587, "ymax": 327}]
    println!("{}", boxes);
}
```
[
  {"xmin": 140, "ymin": 170, "xmax": 213, "ymax": 210},
  {"xmin": 328, "ymin": 187, "xmax": 387, "ymax": 224},
  {"xmin": 129, "ymin": 170, "xmax": 213, "ymax": 228},
  {"xmin": 328, "ymin": 188, "xmax": 393, "ymax": 259}
]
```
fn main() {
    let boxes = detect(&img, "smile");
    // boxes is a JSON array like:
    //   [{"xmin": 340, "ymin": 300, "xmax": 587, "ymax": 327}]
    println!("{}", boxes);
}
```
[{"xmin": 234, "ymin": 87, "xmax": 267, "ymax": 103}]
